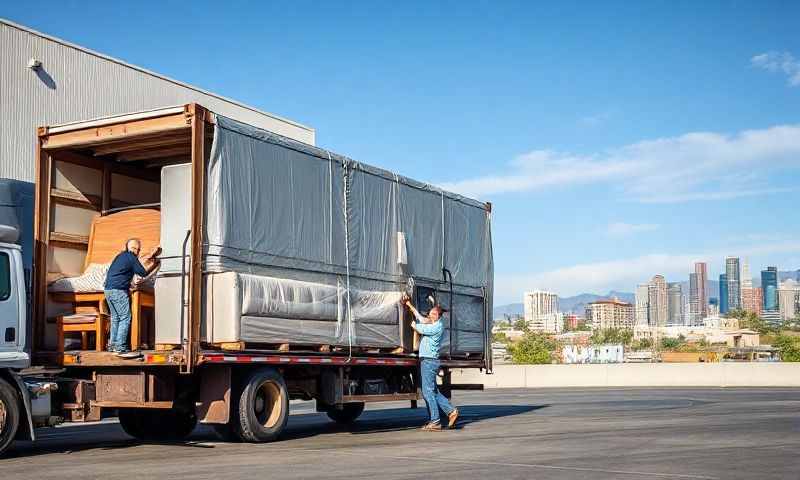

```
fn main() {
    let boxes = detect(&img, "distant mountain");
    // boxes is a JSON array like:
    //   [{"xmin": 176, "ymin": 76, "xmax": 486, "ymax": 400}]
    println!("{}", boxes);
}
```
[{"xmin": 493, "ymin": 302, "xmax": 523, "ymax": 318}]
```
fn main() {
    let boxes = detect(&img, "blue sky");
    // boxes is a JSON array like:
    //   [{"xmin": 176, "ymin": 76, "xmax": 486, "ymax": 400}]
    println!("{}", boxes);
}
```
[{"xmin": 4, "ymin": 1, "xmax": 800, "ymax": 303}]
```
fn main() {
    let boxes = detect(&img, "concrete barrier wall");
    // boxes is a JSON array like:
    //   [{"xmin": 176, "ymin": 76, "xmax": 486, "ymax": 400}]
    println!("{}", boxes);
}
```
[{"xmin": 452, "ymin": 363, "xmax": 800, "ymax": 388}]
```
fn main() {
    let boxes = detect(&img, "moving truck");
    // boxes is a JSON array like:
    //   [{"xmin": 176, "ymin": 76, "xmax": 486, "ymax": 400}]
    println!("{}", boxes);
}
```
[{"xmin": 0, "ymin": 104, "xmax": 493, "ymax": 455}]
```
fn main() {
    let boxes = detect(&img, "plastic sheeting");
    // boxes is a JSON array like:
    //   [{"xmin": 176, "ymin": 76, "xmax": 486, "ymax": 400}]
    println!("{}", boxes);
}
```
[
  {"xmin": 237, "ymin": 273, "xmax": 402, "ymax": 347},
  {"xmin": 158, "ymin": 114, "xmax": 492, "ymax": 353}
]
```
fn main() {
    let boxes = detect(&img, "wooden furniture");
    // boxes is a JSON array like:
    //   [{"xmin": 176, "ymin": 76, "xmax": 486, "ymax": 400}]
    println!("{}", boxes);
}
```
[
  {"xmin": 56, "ymin": 312, "xmax": 108, "ymax": 352},
  {"xmin": 51, "ymin": 208, "xmax": 160, "ymax": 351}
]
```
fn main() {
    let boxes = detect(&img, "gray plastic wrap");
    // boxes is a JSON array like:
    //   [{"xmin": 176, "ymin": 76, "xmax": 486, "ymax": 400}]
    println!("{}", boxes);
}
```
[
  {"xmin": 239, "ymin": 273, "xmax": 401, "ymax": 324},
  {"xmin": 156, "ymin": 115, "xmax": 493, "ymax": 353}
]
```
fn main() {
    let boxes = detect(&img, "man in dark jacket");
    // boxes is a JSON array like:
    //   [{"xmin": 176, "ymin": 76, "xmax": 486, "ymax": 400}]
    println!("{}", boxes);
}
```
[{"xmin": 104, "ymin": 239, "xmax": 160, "ymax": 356}]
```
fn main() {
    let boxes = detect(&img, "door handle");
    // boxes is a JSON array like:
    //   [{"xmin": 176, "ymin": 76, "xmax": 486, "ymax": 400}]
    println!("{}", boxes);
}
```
[{"xmin": 4, "ymin": 327, "xmax": 14, "ymax": 342}]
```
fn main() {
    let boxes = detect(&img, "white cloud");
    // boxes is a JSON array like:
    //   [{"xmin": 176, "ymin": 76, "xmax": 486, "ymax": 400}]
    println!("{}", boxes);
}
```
[
  {"xmin": 494, "ymin": 240, "xmax": 800, "ymax": 304},
  {"xmin": 752, "ymin": 51, "xmax": 800, "ymax": 86},
  {"xmin": 440, "ymin": 124, "xmax": 800, "ymax": 203},
  {"xmin": 605, "ymin": 222, "xmax": 659, "ymax": 237}
]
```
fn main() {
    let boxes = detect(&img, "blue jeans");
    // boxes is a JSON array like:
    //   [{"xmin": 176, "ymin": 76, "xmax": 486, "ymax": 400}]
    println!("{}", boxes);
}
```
[
  {"xmin": 420, "ymin": 358, "xmax": 454, "ymax": 424},
  {"xmin": 105, "ymin": 289, "xmax": 131, "ymax": 351}
]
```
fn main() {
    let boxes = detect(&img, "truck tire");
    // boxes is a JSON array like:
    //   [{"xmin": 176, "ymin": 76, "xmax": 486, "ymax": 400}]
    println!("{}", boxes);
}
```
[
  {"xmin": 325, "ymin": 402, "xmax": 365, "ymax": 424},
  {"xmin": 118, "ymin": 407, "xmax": 197, "ymax": 442},
  {"xmin": 232, "ymin": 367, "xmax": 289, "ymax": 442},
  {"xmin": 0, "ymin": 378, "xmax": 20, "ymax": 456}
]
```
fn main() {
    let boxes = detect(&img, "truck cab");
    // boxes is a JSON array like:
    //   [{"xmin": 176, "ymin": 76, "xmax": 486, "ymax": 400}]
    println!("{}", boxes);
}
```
[
  {"xmin": 0, "ymin": 239, "xmax": 29, "ymax": 370},
  {"xmin": 0, "ymin": 227, "xmax": 37, "ymax": 455}
]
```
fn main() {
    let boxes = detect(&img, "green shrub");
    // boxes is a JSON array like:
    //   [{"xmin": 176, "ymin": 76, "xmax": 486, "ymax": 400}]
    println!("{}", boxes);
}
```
[
  {"xmin": 774, "ymin": 335, "xmax": 800, "ymax": 362},
  {"xmin": 509, "ymin": 331, "xmax": 557, "ymax": 364}
]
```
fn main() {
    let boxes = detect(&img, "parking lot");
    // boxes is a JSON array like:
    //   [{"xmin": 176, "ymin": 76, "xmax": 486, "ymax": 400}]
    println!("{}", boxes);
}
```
[{"xmin": 4, "ymin": 388, "xmax": 799, "ymax": 479}]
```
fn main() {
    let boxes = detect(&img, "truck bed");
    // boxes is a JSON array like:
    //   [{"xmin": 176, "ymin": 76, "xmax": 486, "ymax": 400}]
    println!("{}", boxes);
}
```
[{"xmin": 34, "ymin": 348, "xmax": 485, "ymax": 369}]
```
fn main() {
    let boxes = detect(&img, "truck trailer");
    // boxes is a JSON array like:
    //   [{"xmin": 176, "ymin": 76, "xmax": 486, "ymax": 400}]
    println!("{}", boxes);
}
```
[{"xmin": 0, "ymin": 104, "xmax": 493, "ymax": 454}]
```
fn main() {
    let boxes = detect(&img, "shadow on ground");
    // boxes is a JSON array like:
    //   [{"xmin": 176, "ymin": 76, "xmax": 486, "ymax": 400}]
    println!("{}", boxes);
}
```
[{"xmin": 5, "ymin": 404, "xmax": 546, "ymax": 458}]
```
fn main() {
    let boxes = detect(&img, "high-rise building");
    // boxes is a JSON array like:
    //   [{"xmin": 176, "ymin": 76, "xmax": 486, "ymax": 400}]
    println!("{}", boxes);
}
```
[
  {"xmin": 523, "ymin": 290, "xmax": 560, "ymax": 333},
  {"xmin": 740, "ymin": 260, "xmax": 758, "ymax": 314},
  {"xmin": 689, "ymin": 272, "xmax": 699, "ymax": 323},
  {"xmin": 777, "ymin": 280, "xmax": 800, "ymax": 322},
  {"xmin": 720, "ymin": 273, "xmax": 729, "ymax": 314},
  {"xmin": 648, "ymin": 275, "xmax": 668, "ymax": 327},
  {"xmin": 709, "ymin": 297, "xmax": 719, "ymax": 316},
  {"xmin": 750, "ymin": 287, "xmax": 763, "ymax": 316},
  {"xmin": 725, "ymin": 257, "xmax": 741, "ymax": 311},
  {"xmin": 635, "ymin": 284, "xmax": 650, "ymax": 326},
  {"xmin": 667, "ymin": 282, "xmax": 683, "ymax": 325},
  {"xmin": 690, "ymin": 262, "xmax": 708, "ymax": 319},
  {"xmin": 585, "ymin": 298, "xmax": 634, "ymax": 330},
  {"xmin": 762, "ymin": 267, "xmax": 779, "ymax": 312}
]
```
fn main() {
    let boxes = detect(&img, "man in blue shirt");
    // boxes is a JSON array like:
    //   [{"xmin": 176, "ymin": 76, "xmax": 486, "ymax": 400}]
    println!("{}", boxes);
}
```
[
  {"xmin": 104, "ymin": 239, "xmax": 160, "ymax": 356},
  {"xmin": 403, "ymin": 296, "xmax": 459, "ymax": 431}
]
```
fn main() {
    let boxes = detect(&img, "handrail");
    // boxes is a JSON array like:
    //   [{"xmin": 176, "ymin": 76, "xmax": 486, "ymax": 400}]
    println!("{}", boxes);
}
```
[
  {"xmin": 442, "ymin": 268, "xmax": 454, "ymax": 359},
  {"xmin": 179, "ymin": 229, "xmax": 191, "ymax": 370}
]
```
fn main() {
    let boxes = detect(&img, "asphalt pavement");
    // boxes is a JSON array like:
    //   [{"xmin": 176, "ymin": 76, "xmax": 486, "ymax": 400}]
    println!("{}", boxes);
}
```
[{"xmin": 3, "ymin": 388, "xmax": 799, "ymax": 479}]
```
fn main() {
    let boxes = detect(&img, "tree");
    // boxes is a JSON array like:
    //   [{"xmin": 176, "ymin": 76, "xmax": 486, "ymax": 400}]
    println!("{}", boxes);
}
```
[
  {"xmin": 774, "ymin": 335, "xmax": 800, "ymax": 362},
  {"xmin": 492, "ymin": 332, "xmax": 509, "ymax": 344},
  {"xmin": 513, "ymin": 318, "xmax": 528, "ymax": 332},
  {"xmin": 590, "ymin": 328, "xmax": 634, "ymax": 346},
  {"xmin": 509, "ymin": 331, "xmax": 557, "ymax": 364},
  {"xmin": 661, "ymin": 337, "xmax": 683, "ymax": 350},
  {"xmin": 728, "ymin": 309, "xmax": 772, "ymax": 335},
  {"xmin": 780, "ymin": 316, "xmax": 800, "ymax": 332}
]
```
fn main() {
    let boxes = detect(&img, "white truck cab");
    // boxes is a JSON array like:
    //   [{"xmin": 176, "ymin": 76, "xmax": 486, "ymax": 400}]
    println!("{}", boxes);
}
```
[{"xmin": 0, "ymin": 240, "xmax": 29, "ymax": 370}]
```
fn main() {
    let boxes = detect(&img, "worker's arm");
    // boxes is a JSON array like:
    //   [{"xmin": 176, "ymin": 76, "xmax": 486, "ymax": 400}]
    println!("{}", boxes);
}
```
[
  {"xmin": 142, "ymin": 246, "xmax": 162, "ymax": 275},
  {"xmin": 412, "ymin": 320, "xmax": 443, "ymax": 336},
  {"xmin": 405, "ymin": 302, "xmax": 427, "ymax": 323},
  {"xmin": 134, "ymin": 246, "xmax": 161, "ymax": 277}
]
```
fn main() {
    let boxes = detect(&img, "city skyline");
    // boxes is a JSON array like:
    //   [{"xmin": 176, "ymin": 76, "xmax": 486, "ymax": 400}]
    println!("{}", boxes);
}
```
[{"xmin": 510, "ymin": 257, "xmax": 800, "ymax": 328}]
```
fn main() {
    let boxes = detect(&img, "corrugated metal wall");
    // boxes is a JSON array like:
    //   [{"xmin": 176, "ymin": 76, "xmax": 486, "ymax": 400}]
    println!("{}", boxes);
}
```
[{"xmin": 0, "ymin": 20, "xmax": 315, "ymax": 182}]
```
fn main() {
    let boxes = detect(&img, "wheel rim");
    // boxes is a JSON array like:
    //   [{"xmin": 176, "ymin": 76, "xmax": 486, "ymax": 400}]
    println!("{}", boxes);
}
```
[
  {"xmin": 254, "ymin": 381, "xmax": 282, "ymax": 428},
  {"xmin": 0, "ymin": 398, "xmax": 6, "ymax": 436}
]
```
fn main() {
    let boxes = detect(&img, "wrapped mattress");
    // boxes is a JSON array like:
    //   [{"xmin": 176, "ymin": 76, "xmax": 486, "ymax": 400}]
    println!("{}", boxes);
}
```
[{"xmin": 155, "ymin": 271, "xmax": 403, "ymax": 347}]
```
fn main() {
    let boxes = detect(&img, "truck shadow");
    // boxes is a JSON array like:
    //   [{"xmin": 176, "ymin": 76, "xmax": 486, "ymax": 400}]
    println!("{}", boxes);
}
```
[
  {"xmin": 282, "ymin": 404, "xmax": 548, "ymax": 440},
  {"xmin": 4, "ymin": 404, "xmax": 546, "ymax": 458}
]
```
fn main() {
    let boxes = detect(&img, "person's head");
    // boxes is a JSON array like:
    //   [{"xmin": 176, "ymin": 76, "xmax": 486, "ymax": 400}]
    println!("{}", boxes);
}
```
[
  {"xmin": 428, "ymin": 305, "xmax": 448, "ymax": 322},
  {"xmin": 125, "ymin": 238, "xmax": 142, "ymax": 255}
]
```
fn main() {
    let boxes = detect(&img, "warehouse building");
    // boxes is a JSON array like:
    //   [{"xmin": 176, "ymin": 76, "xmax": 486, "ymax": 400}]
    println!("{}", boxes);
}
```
[{"xmin": 0, "ymin": 18, "xmax": 315, "ymax": 184}]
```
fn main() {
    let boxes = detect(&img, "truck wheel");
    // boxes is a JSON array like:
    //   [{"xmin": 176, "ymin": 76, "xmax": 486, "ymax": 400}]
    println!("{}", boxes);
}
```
[
  {"xmin": 232, "ymin": 367, "xmax": 289, "ymax": 443},
  {"xmin": 0, "ymin": 378, "xmax": 20, "ymax": 456},
  {"xmin": 326, "ymin": 402, "xmax": 365, "ymax": 424},
  {"xmin": 118, "ymin": 407, "xmax": 197, "ymax": 442}
]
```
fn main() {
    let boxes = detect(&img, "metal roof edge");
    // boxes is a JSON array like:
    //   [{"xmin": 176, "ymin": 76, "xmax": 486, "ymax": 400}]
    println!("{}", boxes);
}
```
[{"xmin": 0, "ymin": 17, "xmax": 315, "ymax": 135}]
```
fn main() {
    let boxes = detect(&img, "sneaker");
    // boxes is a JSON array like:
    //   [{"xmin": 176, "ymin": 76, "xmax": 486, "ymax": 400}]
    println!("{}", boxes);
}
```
[
  {"xmin": 421, "ymin": 421, "xmax": 442, "ymax": 432},
  {"xmin": 116, "ymin": 350, "xmax": 142, "ymax": 359},
  {"xmin": 447, "ymin": 408, "xmax": 460, "ymax": 428}
]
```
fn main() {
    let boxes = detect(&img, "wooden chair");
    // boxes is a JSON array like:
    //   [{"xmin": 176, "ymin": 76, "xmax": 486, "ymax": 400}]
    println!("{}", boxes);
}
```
[
  {"xmin": 56, "ymin": 313, "xmax": 108, "ymax": 352},
  {"xmin": 51, "ymin": 208, "xmax": 160, "ymax": 351}
]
